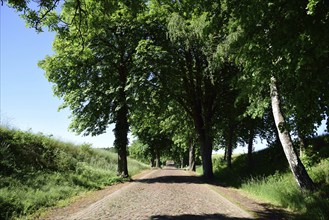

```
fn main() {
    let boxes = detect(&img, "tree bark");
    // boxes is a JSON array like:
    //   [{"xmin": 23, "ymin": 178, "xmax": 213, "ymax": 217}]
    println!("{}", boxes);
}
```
[
  {"xmin": 182, "ymin": 49, "xmax": 214, "ymax": 179},
  {"xmin": 150, "ymin": 157, "xmax": 155, "ymax": 167},
  {"xmin": 188, "ymin": 137, "xmax": 196, "ymax": 171},
  {"xmin": 187, "ymin": 90, "xmax": 213, "ymax": 179},
  {"xmin": 150, "ymin": 148, "xmax": 156, "ymax": 167},
  {"xmin": 299, "ymin": 136, "xmax": 306, "ymax": 157},
  {"xmin": 200, "ymin": 139, "xmax": 213, "ymax": 179},
  {"xmin": 297, "ymin": 130, "xmax": 306, "ymax": 157},
  {"xmin": 270, "ymin": 76, "xmax": 315, "ymax": 191},
  {"xmin": 114, "ymin": 63, "xmax": 129, "ymax": 177},
  {"xmin": 223, "ymin": 145, "xmax": 227, "ymax": 161},
  {"xmin": 114, "ymin": 98, "xmax": 129, "ymax": 177},
  {"xmin": 227, "ymin": 126, "xmax": 234, "ymax": 168},
  {"xmin": 194, "ymin": 114, "xmax": 214, "ymax": 179},
  {"xmin": 155, "ymin": 150, "xmax": 161, "ymax": 168},
  {"xmin": 248, "ymin": 129, "xmax": 254, "ymax": 168}
]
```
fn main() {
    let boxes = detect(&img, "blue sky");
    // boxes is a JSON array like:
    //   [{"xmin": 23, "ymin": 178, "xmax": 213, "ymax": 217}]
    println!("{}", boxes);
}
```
[{"xmin": 0, "ymin": 5, "xmax": 116, "ymax": 148}]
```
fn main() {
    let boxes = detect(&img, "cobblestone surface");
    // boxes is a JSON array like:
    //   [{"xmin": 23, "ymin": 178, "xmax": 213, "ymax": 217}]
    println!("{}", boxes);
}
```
[{"xmin": 61, "ymin": 168, "xmax": 253, "ymax": 220}]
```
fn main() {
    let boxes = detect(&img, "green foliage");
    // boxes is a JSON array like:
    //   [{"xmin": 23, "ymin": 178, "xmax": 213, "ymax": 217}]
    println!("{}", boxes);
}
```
[
  {"xmin": 224, "ymin": 0, "xmax": 329, "ymax": 135},
  {"xmin": 128, "ymin": 140, "xmax": 150, "ymax": 164},
  {"xmin": 0, "ymin": 126, "xmax": 148, "ymax": 219},
  {"xmin": 300, "ymin": 134, "xmax": 329, "ymax": 169},
  {"xmin": 6, "ymin": 0, "xmax": 329, "ymax": 201},
  {"xmin": 212, "ymin": 146, "xmax": 288, "ymax": 187},
  {"xmin": 306, "ymin": 0, "xmax": 321, "ymax": 15}
]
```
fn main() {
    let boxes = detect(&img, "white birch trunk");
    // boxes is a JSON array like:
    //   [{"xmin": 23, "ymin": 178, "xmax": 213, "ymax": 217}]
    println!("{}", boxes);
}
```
[{"xmin": 270, "ymin": 76, "xmax": 314, "ymax": 191}]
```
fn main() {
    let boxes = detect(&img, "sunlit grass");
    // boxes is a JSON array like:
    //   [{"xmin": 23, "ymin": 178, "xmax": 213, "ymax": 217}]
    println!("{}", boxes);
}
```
[
  {"xmin": 0, "ymin": 126, "xmax": 148, "ymax": 219},
  {"xmin": 241, "ymin": 159, "xmax": 329, "ymax": 219},
  {"xmin": 211, "ymin": 145, "xmax": 329, "ymax": 219}
]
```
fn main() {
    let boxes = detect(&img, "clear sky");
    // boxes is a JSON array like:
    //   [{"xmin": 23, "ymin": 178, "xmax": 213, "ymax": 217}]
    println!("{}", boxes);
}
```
[{"xmin": 0, "ymin": 5, "xmax": 116, "ymax": 148}]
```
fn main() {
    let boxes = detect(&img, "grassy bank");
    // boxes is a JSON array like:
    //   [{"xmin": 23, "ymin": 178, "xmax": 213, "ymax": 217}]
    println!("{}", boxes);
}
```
[
  {"xmin": 202, "ymin": 136, "xmax": 329, "ymax": 219},
  {"xmin": 0, "ymin": 126, "xmax": 148, "ymax": 220},
  {"xmin": 241, "ymin": 159, "xmax": 329, "ymax": 219}
]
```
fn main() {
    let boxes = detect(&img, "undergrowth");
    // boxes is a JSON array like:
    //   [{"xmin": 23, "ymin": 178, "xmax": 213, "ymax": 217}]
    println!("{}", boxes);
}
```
[
  {"xmin": 241, "ymin": 159, "xmax": 329, "ymax": 219},
  {"xmin": 0, "ymin": 126, "xmax": 148, "ymax": 220},
  {"xmin": 211, "ymin": 134, "xmax": 329, "ymax": 220}
]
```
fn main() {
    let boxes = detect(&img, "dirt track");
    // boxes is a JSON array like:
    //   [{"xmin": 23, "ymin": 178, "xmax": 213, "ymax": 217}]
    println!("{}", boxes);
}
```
[{"xmin": 41, "ymin": 168, "xmax": 290, "ymax": 220}]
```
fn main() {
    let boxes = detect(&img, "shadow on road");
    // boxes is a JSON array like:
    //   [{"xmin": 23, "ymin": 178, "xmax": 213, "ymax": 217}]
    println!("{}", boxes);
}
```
[
  {"xmin": 134, "ymin": 170, "xmax": 293, "ymax": 220},
  {"xmin": 135, "ymin": 174, "xmax": 204, "ymax": 184},
  {"xmin": 150, "ymin": 214, "xmax": 253, "ymax": 220}
]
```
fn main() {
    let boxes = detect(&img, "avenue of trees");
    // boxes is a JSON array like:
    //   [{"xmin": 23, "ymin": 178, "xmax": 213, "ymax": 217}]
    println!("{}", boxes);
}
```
[{"xmin": 5, "ymin": 0, "xmax": 329, "ymax": 190}]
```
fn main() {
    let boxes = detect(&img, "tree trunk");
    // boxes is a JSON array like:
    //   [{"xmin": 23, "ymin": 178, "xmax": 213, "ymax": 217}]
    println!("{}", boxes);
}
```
[
  {"xmin": 195, "ymin": 121, "xmax": 213, "ymax": 179},
  {"xmin": 188, "ymin": 137, "xmax": 196, "ymax": 171},
  {"xmin": 227, "ymin": 126, "xmax": 234, "ymax": 168},
  {"xmin": 155, "ymin": 150, "xmax": 161, "ymax": 168},
  {"xmin": 114, "ymin": 64, "xmax": 129, "ymax": 177},
  {"xmin": 150, "ymin": 148, "xmax": 156, "ymax": 167},
  {"xmin": 299, "ymin": 136, "xmax": 306, "ymax": 157},
  {"xmin": 248, "ymin": 129, "xmax": 254, "ymax": 168},
  {"xmin": 192, "ymin": 104, "xmax": 214, "ymax": 179},
  {"xmin": 199, "ymin": 135, "xmax": 213, "ymax": 179},
  {"xmin": 270, "ymin": 76, "xmax": 315, "ymax": 191},
  {"xmin": 193, "ymin": 117, "xmax": 213, "ymax": 178},
  {"xmin": 150, "ymin": 157, "xmax": 155, "ymax": 167},
  {"xmin": 297, "ymin": 130, "xmax": 306, "ymax": 157},
  {"xmin": 223, "ymin": 145, "xmax": 227, "ymax": 161},
  {"xmin": 114, "ymin": 99, "xmax": 129, "ymax": 177}
]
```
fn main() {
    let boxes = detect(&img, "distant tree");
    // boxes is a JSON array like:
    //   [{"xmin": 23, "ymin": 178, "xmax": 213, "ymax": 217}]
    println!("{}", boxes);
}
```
[
  {"xmin": 133, "ymin": 0, "xmax": 240, "ymax": 179},
  {"xmin": 128, "ymin": 139, "xmax": 150, "ymax": 165},
  {"xmin": 129, "ymin": 83, "xmax": 174, "ymax": 168}
]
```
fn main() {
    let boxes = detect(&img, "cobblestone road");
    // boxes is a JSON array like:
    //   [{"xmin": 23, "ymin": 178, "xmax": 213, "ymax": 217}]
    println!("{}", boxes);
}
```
[{"xmin": 64, "ymin": 168, "xmax": 253, "ymax": 220}]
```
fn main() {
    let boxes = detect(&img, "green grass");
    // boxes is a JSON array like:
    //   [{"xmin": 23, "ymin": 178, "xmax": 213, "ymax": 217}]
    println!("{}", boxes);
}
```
[
  {"xmin": 241, "ymin": 159, "xmax": 329, "ymax": 219},
  {"xmin": 0, "ymin": 126, "xmax": 148, "ymax": 220},
  {"xmin": 207, "ymin": 135, "xmax": 329, "ymax": 219}
]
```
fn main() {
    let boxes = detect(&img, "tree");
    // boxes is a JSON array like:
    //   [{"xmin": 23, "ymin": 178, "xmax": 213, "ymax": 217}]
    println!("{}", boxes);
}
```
[
  {"xmin": 133, "ymin": 0, "xmax": 240, "ymax": 179},
  {"xmin": 129, "ymin": 74, "xmax": 174, "ymax": 168},
  {"xmin": 165, "ymin": 105, "xmax": 198, "ymax": 170},
  {"xmin": 3, "ymin": 0, "xmax": 57, "ymax": 28},
  {"xmin": 128, "ymin": 140, "xmax": 149, "ymax": 164},
  {"xmin": 39, "ymin": 0, "xmax": 145, "ymax": 177},
  {"xmin": 223, "ymin": 0, "xmax": 329, "ymax": 190},
  {"xmin": 270, "ymin": 76, "xmax": 315, "ymax": 190}
]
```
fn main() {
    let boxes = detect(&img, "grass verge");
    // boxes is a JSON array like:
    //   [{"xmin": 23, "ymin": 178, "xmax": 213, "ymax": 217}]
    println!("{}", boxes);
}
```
[
  {"xmin": 0, "ymin": 126, "xmax": 148, "ymax": 219},
  {"xmin": 207, "ymin": 139, "xmax": 329, "ymax": 219},
  {"xmin": 241, "ymin": 159, "xmax": 329, "ymax": 219}
]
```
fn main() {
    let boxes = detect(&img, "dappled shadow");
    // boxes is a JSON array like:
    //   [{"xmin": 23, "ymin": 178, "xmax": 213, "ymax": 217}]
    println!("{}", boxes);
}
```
[
  {"xmin": 163, "ymin": 164, "xmax": 176, "ymax": 169},
  {"xmin": 135, "ymin": 174, "xmax": 205, "ymax": 184},
  {"xmin": 254, "ymin": 203, "xmax": 296, "ymax": 220},
  {"xmin": 135, "ymin": 170, "xmax": 293, "ymax": 219},
  {"xmin": 150, "ymin": 214, "xmax": 253, "ymax": 220}
]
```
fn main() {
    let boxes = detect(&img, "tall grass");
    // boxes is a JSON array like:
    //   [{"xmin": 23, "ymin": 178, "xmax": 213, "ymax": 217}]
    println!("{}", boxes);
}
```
[
  {"xmin": 209, "ymin": 138, "xmax": 329, "ymax": 220},
  {"xmin": 0, "ymin": 126, "xmax": 148, "ymax": 219},
  {"xmin": 241, "ymin": 159, "xmax": 329, "ymax": 219}
]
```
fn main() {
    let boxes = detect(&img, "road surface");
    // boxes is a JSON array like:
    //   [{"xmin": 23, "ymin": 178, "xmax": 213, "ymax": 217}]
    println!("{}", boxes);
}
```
[{"xmin": 42, "ymin": 168, "xmax": 289, "ymax": 219}]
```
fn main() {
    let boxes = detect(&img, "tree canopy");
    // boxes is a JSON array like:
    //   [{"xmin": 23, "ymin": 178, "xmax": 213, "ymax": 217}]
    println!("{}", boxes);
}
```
[{"xmin": 6, "ymin": 0, "xmax": 329, "ymax": 189}]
